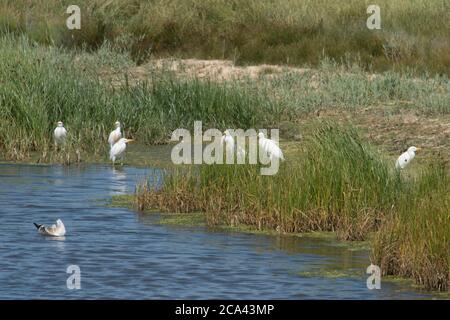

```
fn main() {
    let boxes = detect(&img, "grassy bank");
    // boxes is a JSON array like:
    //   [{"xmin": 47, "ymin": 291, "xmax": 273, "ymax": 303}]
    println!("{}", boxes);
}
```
[
  {"xmin": 0, "ymin": 36, "xmax": 281, "ymax": 161},
  {"xmin": 136, "ymin": 122, "xmax": 450, "ymax": 291},
  {"xmin": 1, "ymin": 35, "xmax": 449, "ymax": 162},
  {"xmin": 1, "ymin": 0, "xmax": 449, "ymax": 75}
]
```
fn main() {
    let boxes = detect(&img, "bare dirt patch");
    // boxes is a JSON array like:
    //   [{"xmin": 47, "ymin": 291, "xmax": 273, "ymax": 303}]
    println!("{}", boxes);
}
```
[
  {"xmin": 95, "ymin": 58, "xmax": 309, "ymax": 87},
  {"xmin": 145, "ymin": 59, "xmax": 309, "ymax": 80}
]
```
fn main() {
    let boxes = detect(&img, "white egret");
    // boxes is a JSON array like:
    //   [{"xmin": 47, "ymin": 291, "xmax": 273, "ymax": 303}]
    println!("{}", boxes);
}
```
[
  {"xmin": 395, "ymin": 146, "xmax": 421, "ymax": 169},
  {"xmin": 258, "ymin": 132, "xmax": 284, "ymax": 161},
  {"xmin": 221, "ymin": 130, "xmax": 246, "ymax": 161},
  {"xmin": 221, "ymin": 130, "xmax": 235, "ymax": 152},
  {"xmin": 53, "ymin": 121, "xmax": 67, "ymax": 145},
  {"xmin": 34, "ymin": 219, "xmax": 66, "ymax": 237},
  {"xmin": 108, "ymin": 121, "xmax": 122, "ymax": 147},
  {"xmin": 110, "ymin": 138, "xmax": 134, "ymax": 165}
]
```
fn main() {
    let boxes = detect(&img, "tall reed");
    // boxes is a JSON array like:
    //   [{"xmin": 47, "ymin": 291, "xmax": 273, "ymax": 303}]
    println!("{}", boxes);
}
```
[{"xmin": 372, "ymin": 164, "xmax": 449, "ymax": 291}]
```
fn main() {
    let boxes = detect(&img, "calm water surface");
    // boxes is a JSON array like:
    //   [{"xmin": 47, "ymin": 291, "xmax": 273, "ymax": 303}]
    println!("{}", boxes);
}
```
[{"xmin": 0, "ymin": 164, "xmax": 434, "ymax": 299}]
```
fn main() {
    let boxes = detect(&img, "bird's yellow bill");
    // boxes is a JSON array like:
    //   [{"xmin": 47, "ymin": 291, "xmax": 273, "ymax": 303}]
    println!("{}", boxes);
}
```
[
  {"xmin": 416, "ymin": 147, "xmax": 422, "ymax": 152},
  {"xmin": 126, "ymin": 139, "xmax": 135, "ymax": 143}
]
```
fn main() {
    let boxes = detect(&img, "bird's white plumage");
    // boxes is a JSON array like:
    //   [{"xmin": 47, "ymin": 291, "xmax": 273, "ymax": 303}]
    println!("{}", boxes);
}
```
[
  {"xmin": 221, "ymin": 130, "xmax": 246, "ymax": 160},
  {"xmin": 258, "ymin": 132, "xmax": 284, "ymax": 160},
  {"xmin": 108, "ymin": 121, "xmax": 122, "ymax": 147},
  {"xmin": 222, "ymin": 130, "xmax": 235, "ymax": 154},
  {"xmin": 110, "ymin": 138, "xmax": 133, "ymax": 164},
  {"xmin": 54, "ymin": 121, "xmax": 67, "ymax": 144},
  {"xmin": 395, "ymin": 146, "xmax": 419, "ymax": 169},
  {"xmin": 36, "ymin": 219, "xmax": 66, "ymax": 237}
]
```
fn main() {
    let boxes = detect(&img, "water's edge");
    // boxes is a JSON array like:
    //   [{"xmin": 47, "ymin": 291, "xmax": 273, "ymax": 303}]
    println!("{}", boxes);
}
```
[
  {"xmin": 0, "ymin": 163, "xmax": 443, "ymax": 299},
  {"xmin": 110, "ymin": 195, "xmax": 444, "ymax": 297}
]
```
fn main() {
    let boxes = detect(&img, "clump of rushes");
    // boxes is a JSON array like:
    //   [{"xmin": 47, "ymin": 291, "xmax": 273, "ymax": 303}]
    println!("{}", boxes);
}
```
[
  {"xmin": 137, "ymin": 121, "xmax": 449, "ymax": 291},
  {"xmin": 372, "ymin": 164, "xmax": 449, "ymax": 291},
  {"xmin": 137, "ymin": 169, "xmax": 203, "ymax": 213}
]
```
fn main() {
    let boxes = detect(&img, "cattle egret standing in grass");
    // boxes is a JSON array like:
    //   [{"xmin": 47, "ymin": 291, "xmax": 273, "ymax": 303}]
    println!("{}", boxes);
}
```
[
  {"xmin": 258, "ymin": 132, "xmax": 284, "ymax": 161},
  {"xmin": 221, "ymin": 130, "xmax": 246, "ymax": 160},
  {"xmin": 108, "ymin": 121, "xmax": 122, "ymax": 147},
  {"xmin": 395, "ymin": 146, "xmax": 421, "ymax": 169},
  {"xmin": 34, "ymin": 219, "xmax": 66, "ymax": 237},
  {"xmin": 54, "ymin": 121, "xmax": 67, "ymax": 146},
  {"xmin": 110, "ymin": 138, "xmax": 134, "ymax": 165}
]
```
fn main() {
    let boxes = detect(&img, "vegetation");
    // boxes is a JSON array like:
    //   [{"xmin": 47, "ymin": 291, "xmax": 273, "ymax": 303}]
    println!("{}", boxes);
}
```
[
  {"xmin": 0, "ymin": 1, "xmax": 448, "ymax": 293},
  {"xmin": 263, "ymin": 61, "xmax": 450, "ymax": 116},
  {"xmin": 0, "ymin": 35, "xmax": 448, "ymax": 162},
  {"xmin": 137, "ymin": 122, "xmax": 450, "ymax": 291},
  {"xmin": 1, "ymin": 0, "xmax": 449, "ymax": 74},
  {"xmin": 0, "ymin": 35, "xmax": 280, "ymax": 161},
  {"xmin": 372, "ymin": 164, "xmax": 450, "ymax": 291}
]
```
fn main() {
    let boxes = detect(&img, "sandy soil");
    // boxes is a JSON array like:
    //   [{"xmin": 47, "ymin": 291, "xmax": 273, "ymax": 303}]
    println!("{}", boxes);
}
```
[{"xmin": 97, "ymin": 58, "xmax": 309, "ymax": 87}]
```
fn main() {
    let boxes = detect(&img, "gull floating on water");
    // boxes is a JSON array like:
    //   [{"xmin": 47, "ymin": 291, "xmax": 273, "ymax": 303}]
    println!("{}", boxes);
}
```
[
  {"xmin": 34, "ymin": 219, "xmax": 66, "ymax": 237},
  {"xmin": 395, "ymin": 146, "xmax": 421, "ymax": 169},
  {"xmin": 108, "ymin": 121, "xmax": 122, "ymax": 148}
]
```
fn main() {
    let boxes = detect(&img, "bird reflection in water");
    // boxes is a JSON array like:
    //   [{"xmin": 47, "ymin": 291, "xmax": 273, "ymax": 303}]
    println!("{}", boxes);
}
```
[{"xmin": 110, "ymin": 166, "xmax": 128, "ymax": 196}]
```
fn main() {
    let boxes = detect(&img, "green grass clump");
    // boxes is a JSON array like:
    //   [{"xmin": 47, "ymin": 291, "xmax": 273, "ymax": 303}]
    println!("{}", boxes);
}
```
[
  {"xmin": 137, "ymin": 121, "xmax": 449, "ymax": 291},
  {"xmin": 372, "ymin": 164, "xmax": 449, "ymax": 291},
  {"xmin": 1, "ymin": 0, "xmax": 449, "ymax": 74}
]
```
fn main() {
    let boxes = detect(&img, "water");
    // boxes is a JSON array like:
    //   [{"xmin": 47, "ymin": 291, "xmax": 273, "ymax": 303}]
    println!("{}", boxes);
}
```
[{"xmin": 0, "ymin": 164, "xmax": 434, "ymax": 299}]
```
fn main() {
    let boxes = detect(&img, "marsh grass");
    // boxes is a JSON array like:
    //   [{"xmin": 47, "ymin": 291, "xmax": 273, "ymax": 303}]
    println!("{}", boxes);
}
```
[
  {"xmin": 0, "ymin": 35, "xmax": 448, "ymax": 162},
  {"xmin": 0, "ymin": 36, "xmax": 280, "ymax": 159},
  {"xmin": 260, "ymin": 59, "xmax": 450, "ymax": 115},
  {"xmin": 2, "ymin": 0, "xmax": 450, "ymax": 74},
  {"xmin": 137, "ymin": 122, "xmax": 399, "ymax": 238},
  {"xmin": 372, "ymin": 164, "xmax": 449, "ymax": 291},
  {"xmin": 137, "ymin": 121, "xmax": 449, "ymax": 291}
]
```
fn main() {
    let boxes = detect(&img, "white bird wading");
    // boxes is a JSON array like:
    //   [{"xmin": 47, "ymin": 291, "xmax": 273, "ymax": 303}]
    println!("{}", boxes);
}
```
[
  {"xmin": 54, "ymin": 121, "xmax": 67, "ymax": 145},
  {"xmin": 108, "ymin": 121, "xmax": 122, "ymax": 148},
  {"xmin": 110, "ymin": 138, "xmax": 134, "ymax": 165}
]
